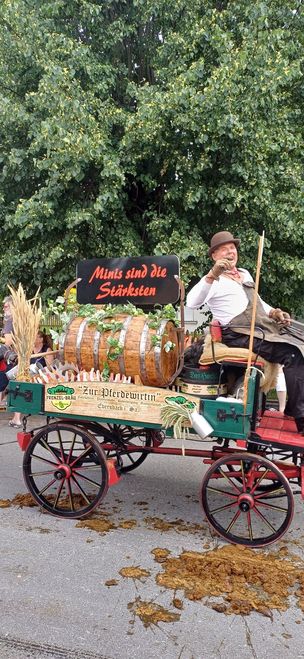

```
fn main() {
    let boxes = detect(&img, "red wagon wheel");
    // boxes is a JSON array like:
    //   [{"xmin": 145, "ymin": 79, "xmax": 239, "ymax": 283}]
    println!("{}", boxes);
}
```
[
  {"xmin": 101, "ymin": 424, "xmax": 160, "ymax": 473},
  {"xmin": 62, "ymin": 420, "xmax": 162, "ymax": 473},
  {"xmin": 200, "ymin": 452, "xmax": 294, "ymax": 547},
  {"xmin": 23, "ymin": 423, "xmax": 109, "ymax": 518}
]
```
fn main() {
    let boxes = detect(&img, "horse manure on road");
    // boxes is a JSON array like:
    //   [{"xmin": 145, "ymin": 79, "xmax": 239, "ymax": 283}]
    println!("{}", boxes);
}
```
[
  {"xmin": 128, "ymin": 597, "xmax": 180, "ymax": 627},
  {"xmin": 154, "ymin": 544, "xmax": 304, "ymax": 617},
  {"xmin": 119, "ymin": 566, "xmax": 151, "ymax": 580}
]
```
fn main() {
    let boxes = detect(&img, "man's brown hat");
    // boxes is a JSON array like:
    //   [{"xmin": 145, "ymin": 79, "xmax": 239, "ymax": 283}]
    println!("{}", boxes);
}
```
[{"xmin": 208, "ymin": 231, "xmax": 240, "ymax": 257}]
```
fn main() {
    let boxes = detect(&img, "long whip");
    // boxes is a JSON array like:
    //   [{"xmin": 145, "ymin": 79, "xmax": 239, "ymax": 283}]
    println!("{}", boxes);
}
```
[{"xmin": 243, "ymin": 232, "xmax": 265, "ymax": 412}]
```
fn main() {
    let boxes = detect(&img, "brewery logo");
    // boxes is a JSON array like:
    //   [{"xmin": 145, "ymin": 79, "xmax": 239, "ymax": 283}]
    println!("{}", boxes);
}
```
[
  {"xmin": 46, "ymin": 384, "xmax": 75, "ymax": 411},
  {"xmin": 165, "ymin": 395, "xmax": 196, "ymax": 410},
  {"xmin": 47, "ymin": 385, "xmax": 75, "ymax": 396},
  {"xmin": 51, "ymin": 399, "xmax": 72, "ymax": 411}
]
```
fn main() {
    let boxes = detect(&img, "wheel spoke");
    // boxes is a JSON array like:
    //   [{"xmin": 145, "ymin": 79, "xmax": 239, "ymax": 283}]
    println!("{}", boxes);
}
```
[
  {"xmin": 67, "ymin": 432, "xmax": 77, "ymax": 464},
  {"xmin": 37, "ymin": 477, "xmax": 58, "ymax": 496},
  {"xmin": 124, "ymin": 453, "xmax": 137, "ymax": 465},
  {"xmin": 66, "ymin": 479, "xmax": 75, "ymax": 511},
  {"xmin": 37, "ymin": 439, "xmax": 61, "ymax": 463},
  {"xmin": 247, "ymin": 511, "xmax": 253, "ymax": 541},
  {"xmin": 254, "ymin": 487, "xmax": 287, "ymax": 499},
  {"xmin": 209, "ymin": 500, "xmax": 239, "ymax": 514},
  {"xmin": 240, "ymin": 460, "xmax": 246, "ymax": 492},
  {"xmin": 250, "ymin": 468, "xmax": 271, "ymax": 494},
  {"xmin": 57, "ymin": 429, "xmax": 66, "ymax": 463},
  {"xmin": 28, "ymin": 469, "xmax": 56, "ymax": 477},
  {"xmin": 70, "ymin": 474, "xmax": 92, "ymax": 505},
  {"xmin": 205, "ymin": 486, "xmax": 238, "ymax": 498},
  {"xmin": 225, "ymin": 509, "xmax": 241, "ymax": 532},
  {"xmin": 30, "ymin": 454, "xmax": 59, "ymax": 467},
  {"xmin": 218, "ymin": 467, "xmax": 243, "ymax": 494},
  {"xmin": 72, "ymin": 464, "xmax": 102, "ymax": 471},
  {"xmin": 254, "ymin": 500, "xmax": 288, "ymax": 513},
  {"xmin": 73, "ymin": 471, "xmax": 103, "ymax": 488},
  {"xmin": 70, "ymin": 444, "xmax": 96, "ymax": 467},
  {"xmin": 252, "ymin": 505, "xmax": 277, "ymax": 532},
  {"xmin": 53, "ymin": 480, "xmax": 65, "ymax": 509}
]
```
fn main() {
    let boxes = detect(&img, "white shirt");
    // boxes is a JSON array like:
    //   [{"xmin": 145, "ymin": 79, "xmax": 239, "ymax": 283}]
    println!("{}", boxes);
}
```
[{"xmin": 186, "ymin": 268, "xmax": 272, "ymax": 325}]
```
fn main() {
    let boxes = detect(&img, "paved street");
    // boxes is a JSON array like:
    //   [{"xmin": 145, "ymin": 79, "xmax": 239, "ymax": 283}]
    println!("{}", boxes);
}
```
[{"xmin": 1, "ymin": 412, "xmax": 304, "ymax": 659}]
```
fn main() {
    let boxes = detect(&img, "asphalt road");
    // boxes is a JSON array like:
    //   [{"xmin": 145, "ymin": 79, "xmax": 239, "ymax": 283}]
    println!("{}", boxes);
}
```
[{"xmin": 1, "ymin": 412, "xmax": 304, "ymax": 659}]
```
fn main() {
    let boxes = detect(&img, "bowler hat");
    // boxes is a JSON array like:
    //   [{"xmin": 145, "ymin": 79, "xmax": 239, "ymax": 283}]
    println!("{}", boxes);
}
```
[{"xmin": 208, "ymin": 231, "xmax": 240, "ymax": 257}]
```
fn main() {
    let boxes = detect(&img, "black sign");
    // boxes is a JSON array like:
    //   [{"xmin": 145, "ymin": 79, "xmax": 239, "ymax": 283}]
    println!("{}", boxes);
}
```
[{"xmin": 76, "ymin": 256, "xmax": 180, "ymax": 305}]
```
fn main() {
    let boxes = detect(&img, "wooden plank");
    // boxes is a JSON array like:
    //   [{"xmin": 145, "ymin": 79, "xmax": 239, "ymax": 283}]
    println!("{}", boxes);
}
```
[{"xmin": 44, "ymin": 381, "xmax": 199, "ymax": 425}]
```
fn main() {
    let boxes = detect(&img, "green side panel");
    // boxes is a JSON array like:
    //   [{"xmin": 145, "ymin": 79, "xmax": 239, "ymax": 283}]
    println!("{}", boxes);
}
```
[
  {"xmin": 200, "ymin": 399, "xmax": 249, "ymax": 439},
  {"xmin": 200, "ymin": 370, "xmax": 257, "ymax": 440},
  {"xmin": 7, "ymin": 381, "xmax": 44, "ymax": 415}
]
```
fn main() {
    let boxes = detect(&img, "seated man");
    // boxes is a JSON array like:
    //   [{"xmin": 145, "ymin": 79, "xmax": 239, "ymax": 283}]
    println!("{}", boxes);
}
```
[{"xmin": 186, "ymin": 230, "xmax": 304, "ymax": 434}]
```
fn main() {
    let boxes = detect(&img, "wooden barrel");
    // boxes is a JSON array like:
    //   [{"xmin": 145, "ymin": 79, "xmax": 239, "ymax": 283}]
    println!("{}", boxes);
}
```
[{"xmin": 63, "ymin": 314, "xmax": 180, "ymax": 387}]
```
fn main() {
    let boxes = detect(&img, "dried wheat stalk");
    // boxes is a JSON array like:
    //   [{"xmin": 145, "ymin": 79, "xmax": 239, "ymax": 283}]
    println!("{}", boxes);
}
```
[{"xmin": 8, "ymin": 284, "xmax": 42, "ymax": 382}]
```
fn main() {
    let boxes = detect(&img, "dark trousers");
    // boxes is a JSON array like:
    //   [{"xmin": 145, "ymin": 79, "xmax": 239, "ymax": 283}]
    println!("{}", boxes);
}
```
[
  {"xmin": 0, "ymin": 367, "xmax": 10, "ymax": 392},
  {"xmin": 222, "ymin": 329, "xmax": 304, "ymax": 424}
]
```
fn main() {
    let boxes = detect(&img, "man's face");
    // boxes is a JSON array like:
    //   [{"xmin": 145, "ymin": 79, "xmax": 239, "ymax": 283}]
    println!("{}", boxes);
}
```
[
  {"xmin": 3, "ymin": 302, "xmax": 11, "ymax": 320},
  {"xmin": 212, "ymin": 242, "xmax": 238, "ymax": 267}
]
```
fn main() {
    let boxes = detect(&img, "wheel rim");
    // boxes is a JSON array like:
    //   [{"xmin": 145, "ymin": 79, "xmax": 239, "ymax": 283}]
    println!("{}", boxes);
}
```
[
  {"xmin": 201, "ymin": 452, "xmax": 294, "ymax": 547},
  {"xmin": 23, "ymin": 424, "xmax": 109, "ymax": 518}
]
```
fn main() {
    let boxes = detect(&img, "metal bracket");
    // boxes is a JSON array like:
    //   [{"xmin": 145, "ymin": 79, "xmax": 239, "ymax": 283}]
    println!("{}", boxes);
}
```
[
  {"xmin": 8, "ymin": 385, "xmax": 33, "ymax": 403},
  {"xmin": 217, "ymin": 407, "xmax": 240, "ymax": 422}
]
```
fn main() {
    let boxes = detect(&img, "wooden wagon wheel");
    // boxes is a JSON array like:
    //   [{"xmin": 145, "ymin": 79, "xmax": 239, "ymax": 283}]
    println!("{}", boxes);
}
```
[
  {"xmin": 23, "ymin": 423, "xmax": 109, "ymax": 518},
  {"xmin": 58, "ymin": 420, "xmax": 163, "ymax": 473},
  {"xmin": 101, "ymin": 424, "xmax": 163, "ymax": 473},
  {"xmin": 200, "ymin": 452, "xmax": 294, "ymax": 547}
]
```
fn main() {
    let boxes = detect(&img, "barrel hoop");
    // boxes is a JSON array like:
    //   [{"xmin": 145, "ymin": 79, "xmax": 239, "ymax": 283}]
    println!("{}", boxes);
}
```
[
  {"xmin": 117, "ymin": 315, "xmax": 132, "ymax": 374},
  {"xmin": 76, "ymin": 319, "xmax": 88, "ymax": 367},
  {"xmin": 62, "ymin": 326, "xmax": 67, "ymax": 356},
  {"xmin": 139, "ymin": 320, "xmax": 150, "ymax": 382},
  {"xmin": 93, "ymin": 329, "xmax": 101, "ymax": 370},
  {"xmin": 62, "ymin": 317, "xmax": 74, "ymax": 360},
  {"xmin": 154, "ymin": 319, "xmax": 168, "ymax": 381}
]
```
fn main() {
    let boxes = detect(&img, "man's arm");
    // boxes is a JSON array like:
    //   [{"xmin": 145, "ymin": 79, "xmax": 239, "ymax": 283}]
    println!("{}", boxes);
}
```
[
  {"xmin": 268, "ymin": 307, "xmax": 291, "ymax": 324},
  {"xmin": 258, "ymin": 296, "xmax": 290, "ymax": 325},
  {"xmin": 0, "ymin": 318, "xmax": 13, "ymax": 347},
  {"xmin": 186, "ymin": 259, "xmax": 232, "ymax": 308},
  {"xmin": 186, "ymin": 277, "xmax": 214, "ymax": 308},
  {"xmin": 0, "ymin": 332, "xmax": 13, "ymax": 347}
]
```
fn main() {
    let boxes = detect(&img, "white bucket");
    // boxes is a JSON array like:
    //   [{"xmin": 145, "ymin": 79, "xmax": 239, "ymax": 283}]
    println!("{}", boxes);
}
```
[
  {"xmin": 6, "ymin": 365, "xmax": 18, "ymax": 381},
  {"xmin": 189, "ymin": 411, "xmax": 214, "ymax": 439}
]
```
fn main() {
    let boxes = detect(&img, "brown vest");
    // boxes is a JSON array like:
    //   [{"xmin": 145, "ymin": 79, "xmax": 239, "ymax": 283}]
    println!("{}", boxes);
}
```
[{"xmin": 227, "ymin": 281, "xmax": 304, "ymax": 358}]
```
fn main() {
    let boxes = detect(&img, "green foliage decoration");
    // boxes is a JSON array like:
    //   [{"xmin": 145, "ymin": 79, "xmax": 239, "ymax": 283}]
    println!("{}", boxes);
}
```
[
  {"xmin": 0, "ymin": 1, "xmax": 303, "ymax": 314},
  {"xmin": 45, "ymin": 298, "xmax": 178, "ymax": 367}
]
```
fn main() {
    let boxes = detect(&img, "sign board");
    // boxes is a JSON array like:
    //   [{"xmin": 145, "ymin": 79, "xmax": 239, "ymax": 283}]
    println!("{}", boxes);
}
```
[
  {"xmin": 76, "ymin": 255, "xmax": 180, "ymax": 305},
  {"xmin": 44, "ymin": 381, "xmax": 199, "ymax": 426}
]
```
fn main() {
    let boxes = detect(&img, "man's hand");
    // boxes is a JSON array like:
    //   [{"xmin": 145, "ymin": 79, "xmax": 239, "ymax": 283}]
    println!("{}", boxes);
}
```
[
  {"xmin": 210, "ymin": 258, "xmax": 233, "ymax": 280},
  {"xmin": 269, "ymin": 308, "xmax": 291, "ymax": 325}
]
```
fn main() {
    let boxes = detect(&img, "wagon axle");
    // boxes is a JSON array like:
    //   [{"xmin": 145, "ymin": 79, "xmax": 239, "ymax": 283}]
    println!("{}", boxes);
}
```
[
  {"xmin": 238, "ymin": 494, "xmax": 255, "ymax": 512},
  {"xmin": 54, "ymin": 465, "xmax": 72, "ymax": 480}
]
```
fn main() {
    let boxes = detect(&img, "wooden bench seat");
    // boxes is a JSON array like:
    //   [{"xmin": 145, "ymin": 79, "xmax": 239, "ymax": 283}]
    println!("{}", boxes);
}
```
[{"xmin": 254, "ymin": 410, "xmax": 304, "ymax": 450}]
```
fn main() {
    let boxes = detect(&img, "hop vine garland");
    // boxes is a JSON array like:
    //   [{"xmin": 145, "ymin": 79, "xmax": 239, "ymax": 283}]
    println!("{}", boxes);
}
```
[{"xmin": 45, "ymin": 298, "xmax": 178, "ymax": 376}]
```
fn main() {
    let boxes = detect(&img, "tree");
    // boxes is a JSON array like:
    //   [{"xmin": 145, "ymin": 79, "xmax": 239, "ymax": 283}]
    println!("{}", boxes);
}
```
[{"xmin": 0, "ymin": 0, "xmax": 303, "ymax": 312}]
